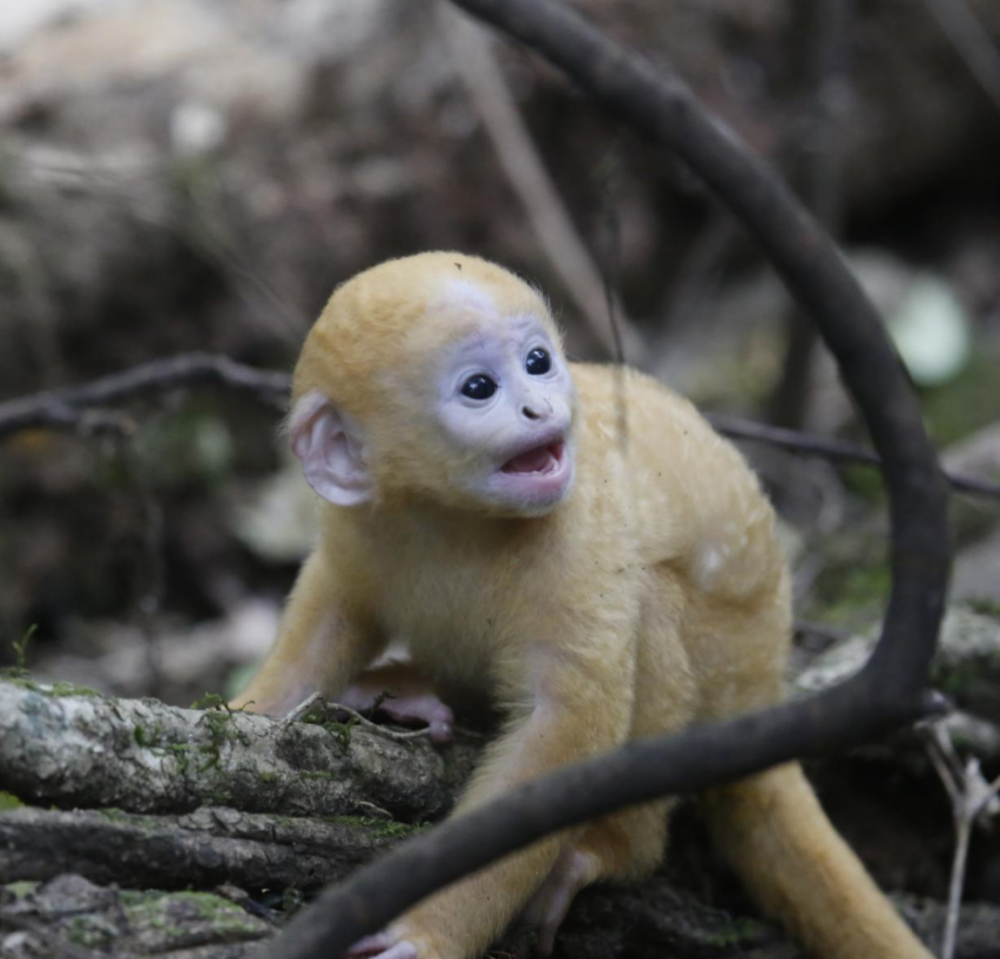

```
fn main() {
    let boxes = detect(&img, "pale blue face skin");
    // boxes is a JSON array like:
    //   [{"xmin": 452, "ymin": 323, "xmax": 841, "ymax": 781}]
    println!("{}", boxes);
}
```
[{"xmin": 436, "ymin": 311, "xmax": 576, "ymax": 515}]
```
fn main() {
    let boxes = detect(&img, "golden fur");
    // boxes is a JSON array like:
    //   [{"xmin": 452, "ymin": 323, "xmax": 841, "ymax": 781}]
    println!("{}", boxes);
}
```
[{"xmin": 233, "ymin": 252, "xmax": 931, "ymax": 959}]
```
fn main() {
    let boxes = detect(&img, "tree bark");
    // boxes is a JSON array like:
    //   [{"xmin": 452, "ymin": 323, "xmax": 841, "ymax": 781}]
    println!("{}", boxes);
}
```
[{"xmin": 0, "ymin": 680, "xmax": 477, "ymax": 822}]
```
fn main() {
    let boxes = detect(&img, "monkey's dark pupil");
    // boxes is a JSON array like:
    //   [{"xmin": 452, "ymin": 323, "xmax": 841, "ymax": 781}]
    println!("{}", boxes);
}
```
[
  {"xmin": 462, "ymin": 374, "xmax": 498, "ymax": 400},
  {"xmin": 526, "ymin": 348, "xmax": 551, "ymax": 375}
]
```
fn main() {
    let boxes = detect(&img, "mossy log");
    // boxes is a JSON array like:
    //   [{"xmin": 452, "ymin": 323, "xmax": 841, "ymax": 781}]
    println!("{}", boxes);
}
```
[
  {"xmin": 0, "ymin": 805, "xmax": 409, "ymax": 893},
  {"xmin": 0, "ymin": 680, "xmax": 477, "ymax": 822}
]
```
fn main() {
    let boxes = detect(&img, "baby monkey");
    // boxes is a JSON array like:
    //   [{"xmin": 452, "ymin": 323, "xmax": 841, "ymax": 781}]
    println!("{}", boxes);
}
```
[{"xmin": 232, "ymin": 252, "xmax": 931, "ymax": 959}]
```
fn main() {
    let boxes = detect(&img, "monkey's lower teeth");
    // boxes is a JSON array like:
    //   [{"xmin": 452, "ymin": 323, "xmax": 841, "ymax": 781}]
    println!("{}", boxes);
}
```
[{"xmin": 504, "ymin": 444, "xmax": 556, "ymax": 474}]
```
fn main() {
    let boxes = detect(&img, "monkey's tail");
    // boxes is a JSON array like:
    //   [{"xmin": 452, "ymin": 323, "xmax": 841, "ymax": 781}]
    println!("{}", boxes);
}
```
[{"xmin": 700, "ymin": 763, "xmax": 933, "ymax": 959}]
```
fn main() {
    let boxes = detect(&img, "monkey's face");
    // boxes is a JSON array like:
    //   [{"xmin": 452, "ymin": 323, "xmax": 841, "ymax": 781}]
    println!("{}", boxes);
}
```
[
  {"xmin": 289, "ymin": 299, "xmax": 576, "ymax": 518},
  {"xmin": 429, "ymin": 311, "xmax": 576, "ymax": 516},
  {"xmin": 289, "ymin": 255, "xmax": 577, "ymax": 518}
]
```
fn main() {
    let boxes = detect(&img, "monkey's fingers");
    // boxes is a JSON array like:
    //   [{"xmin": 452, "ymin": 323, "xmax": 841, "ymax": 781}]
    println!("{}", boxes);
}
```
[
  {"xmin": 348, "ymin": 932, "xmax": 418, "ymax": 959},
  {"xmin": 381, "ymin": 696, "xmax": 455, "ymax": 744},
  {"xmin": 341, "ymin": 679, "xmax": 456, "ymax": 743}
]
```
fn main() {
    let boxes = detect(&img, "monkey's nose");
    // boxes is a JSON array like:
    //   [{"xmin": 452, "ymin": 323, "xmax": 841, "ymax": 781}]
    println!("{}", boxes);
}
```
[{"xmin": 522, "ymin": 405, "xmax": 542, "ymax": 420}]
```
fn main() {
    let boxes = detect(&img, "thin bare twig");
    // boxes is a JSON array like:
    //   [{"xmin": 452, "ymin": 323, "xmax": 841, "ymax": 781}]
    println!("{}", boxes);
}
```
[
  {"xmin": 707, "ymin": 413, "xmax": 1000, "ymax": 500},
  {"xmin": 285, "ymin": 694, "xmax": 431, "ymax": 743},
  {"xmin": 0, "ymin": 352, "xmax": 288, "ymax": 438},
  {"xmin": 286, "ymin": 692, "xmax": 489, "ymax": 743},
  {"xmin": 438, "ymin": 3, "xmax": 643, "ymax": 360},
  {"xmin": 768, "ymin": 0, "xmax": 852, "ymax": 431},
  {"xmin": 920, "ymin": 719, "xmax": 1000, "ymax": 959},
  {"xmin": 3, "ymin": 354, "xmax": 997, "ymax": 500}
]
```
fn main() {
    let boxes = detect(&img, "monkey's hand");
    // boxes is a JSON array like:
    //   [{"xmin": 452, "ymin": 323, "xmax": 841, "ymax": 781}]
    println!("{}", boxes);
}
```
[{"xmin": 339, "ymin": 663, "xmax": 455, "ymax": 744}]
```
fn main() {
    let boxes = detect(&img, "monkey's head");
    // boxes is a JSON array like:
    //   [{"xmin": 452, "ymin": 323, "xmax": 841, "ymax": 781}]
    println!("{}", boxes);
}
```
[{"xmin": 288, "ymin": 252, "xmax": 577, "ymax": 517}]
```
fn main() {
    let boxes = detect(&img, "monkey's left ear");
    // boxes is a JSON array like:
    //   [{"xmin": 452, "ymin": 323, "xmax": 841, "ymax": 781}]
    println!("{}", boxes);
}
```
[{"xmin": 288, "ymin": 391, "xmax": 373, "ymax": 506}]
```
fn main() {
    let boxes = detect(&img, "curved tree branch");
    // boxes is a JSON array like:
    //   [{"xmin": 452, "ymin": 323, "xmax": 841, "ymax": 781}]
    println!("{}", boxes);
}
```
[{"xmin": 264, "ymin": 1, "xmax": 950, "ymax": 956}]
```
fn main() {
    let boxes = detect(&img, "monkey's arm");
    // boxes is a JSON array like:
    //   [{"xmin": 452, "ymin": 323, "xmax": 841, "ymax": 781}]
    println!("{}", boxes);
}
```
[
  {"xmin": 353, "ymin": 637, "xmax": 636, "ymax": 959},
  {"xmin": 229, "ymin": 548, "xmax": 381, "ymax": 715}
]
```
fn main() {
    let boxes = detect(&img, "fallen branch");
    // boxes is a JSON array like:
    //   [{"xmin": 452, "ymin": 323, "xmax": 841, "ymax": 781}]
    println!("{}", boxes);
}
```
[
  {"xmin": 0, "ymin": 680, "xmax": 476, "ymax": 823},
  {"xmin": 0, "ymin": 874, "xmax": 272, "ymax": 957},
  {"xmin": 0, "ymin": 805, "xmax": 403, "ymax": 893}
]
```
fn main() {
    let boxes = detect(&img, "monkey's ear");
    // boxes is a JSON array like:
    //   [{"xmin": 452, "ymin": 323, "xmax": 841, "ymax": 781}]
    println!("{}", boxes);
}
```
[{"xmin": 288, "ymin": 391, "xmax": 373, "ymax": 506}]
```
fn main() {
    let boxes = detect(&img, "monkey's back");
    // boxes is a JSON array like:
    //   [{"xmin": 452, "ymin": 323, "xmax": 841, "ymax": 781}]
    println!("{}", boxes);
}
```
[{"xmin": 569, "ymin": 363, "xmax": 791, "ymax": 717}]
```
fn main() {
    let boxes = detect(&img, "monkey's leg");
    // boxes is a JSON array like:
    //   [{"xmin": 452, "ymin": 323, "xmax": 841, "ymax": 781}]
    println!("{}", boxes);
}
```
[
  {"xmin": 229, "ymin": 549, "xmax": 380, "ymax": 715},
  {"xmin": 520, "ymin": 594, "xmax": 694, "ymax": 955},
  {"xmin": 520, "ymin": 799, "xmax": 673, "ymax": 955},
  {"xmin": 701, "ymin": 763, "xmax": 933, "ymax": 959},
  {"xmin": 351, "ymin": 643, "xmax": 637, "ymax": 959}
]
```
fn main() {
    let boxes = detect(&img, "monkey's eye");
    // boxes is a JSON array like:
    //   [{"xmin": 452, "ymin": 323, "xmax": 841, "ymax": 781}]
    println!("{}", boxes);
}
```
[
  {"xmin": 525, "ymin": 348, "xmax": 552, "ymax": 375},
  {"xmin": 461, "ymin": 374, "xmax": 498, "ymax": 400}
]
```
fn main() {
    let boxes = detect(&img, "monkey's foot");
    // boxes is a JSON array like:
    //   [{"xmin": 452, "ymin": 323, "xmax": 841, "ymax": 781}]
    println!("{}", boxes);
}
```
[
  {"xmin": 340, "ymin": 666, "xmax": 455, "ymax": 743},
  {"xmin": 520, "ymin": 847, "xmax": 596, "ymax": 956},
  {"xmin": 348, "ymin": 932, "xmax": 418, "ymax": 959}
]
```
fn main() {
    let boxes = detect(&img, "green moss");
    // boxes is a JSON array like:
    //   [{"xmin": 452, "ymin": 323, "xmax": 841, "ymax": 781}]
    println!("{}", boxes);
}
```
[
  {"xmin": 301, "ymin": 710, "xmax": 358, "ymax": 750},
  {"xmin": 190, "ymin": 692, "xmax": 227, "ymax": 710},
  {"xmin": 123, "ymin": 889, "xmax": 265, "ymax": 940},
  {"xmin": 134, "ymin": 722, "xmax": 166, "ymax": 748},
  {"xmin": 101, "ymin": 809, "xmax": 160, "ymax": 831},
  {"xmin": 66, "ymin": 914, "xmax": 116, "ymax": 950},
  {"xmin": 11, "ymin": 624, "xmax": 36, "ymax": 671},
  {"xmin": 258, "ymin": 771, "xmax": 279, "ymax": 783},
  {"xmin": 133, "ymin": 408, "xmax": 235, "ymax": 490},
  {"xmin": 0, "ymin": 791, "xmax": 23, "ymax": 810},
  {"xmin": 119, "ymin": 889, "xmax": 153, "ymax": 906},
  {"xmin": 96, "ymin": 807, "xmax": 133, "ymax": 824},
  {"xmin": 839, "ymin": 462, "xmax": 887, "ymax": 504},
  {"xmin": 922, "ymin": 349, "xmax": 1000, "ymax": 447},
  {"xmin": 165, "ymin": 742, "xmax": 192, "ymax": 774},
  {"xmin": 302, "ymin": 713, "xmax": 357, "ymax": 750},
  {"xmin": 174, "ymin": 890, "xmax": 239, "ymax": 919},
  {"xmin": 281, "ymin": 886, "xmax": 305, "ymax": 914},
  {"xmin": 709, "ymin": 917, "xmax": 766, "ymax": 947},
  {"xmin": 811, "ymin": 561, "xmax": 891, "ymax": 626},
  {"xmin": 0, "ymin": 675, "xmax": 103, "ymax": 698},
  {"xmin": 49, "ymin": 680, "xmax": 103, "ymax": 698},
  {"xmin": 967, "ymin": 597, "xmax": 1000, "ymax": 620},
  {"xmin": 301, "ymin": 770, "xmax": 333, "ymax": 780},
  {"xmin": 4, "ymin": 881, "xmax": 38, "ymax": 899},
  {"xmin": 325, "ymin": 815, "xmax": 417, "ymax": 839},
  {"xmin": 196, "ymin": 706, "xmax": 248, "ymax": 771},
  {"xmin": 930, "ymin": 658, "xmax": 988, "ymax": 698}
]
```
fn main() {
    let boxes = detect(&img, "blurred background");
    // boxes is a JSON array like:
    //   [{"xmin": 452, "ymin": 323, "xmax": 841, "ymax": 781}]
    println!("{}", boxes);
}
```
[
  {"xmin": 2, "ymin": 0, "xmax": 1000, "ymax": 926},
  {"xmin": 0, "ymin": 0, "xmax": 999, "ymax": 755}
]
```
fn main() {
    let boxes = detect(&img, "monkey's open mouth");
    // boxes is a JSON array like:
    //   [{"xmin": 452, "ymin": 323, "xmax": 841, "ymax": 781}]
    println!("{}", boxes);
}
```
[
  {"xmin": 491, "ymin": 434, "xmax": 573, "ymax": 510},
  {"xmin": 501, "ymin": 440, "xmax": 565, "ymax": 475}
]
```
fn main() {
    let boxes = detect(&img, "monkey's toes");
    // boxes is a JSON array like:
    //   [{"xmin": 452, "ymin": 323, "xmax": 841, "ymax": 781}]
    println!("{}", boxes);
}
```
[{"xmin": 348, "ymin": 932, "xmax": 418, "ymax": 959}]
